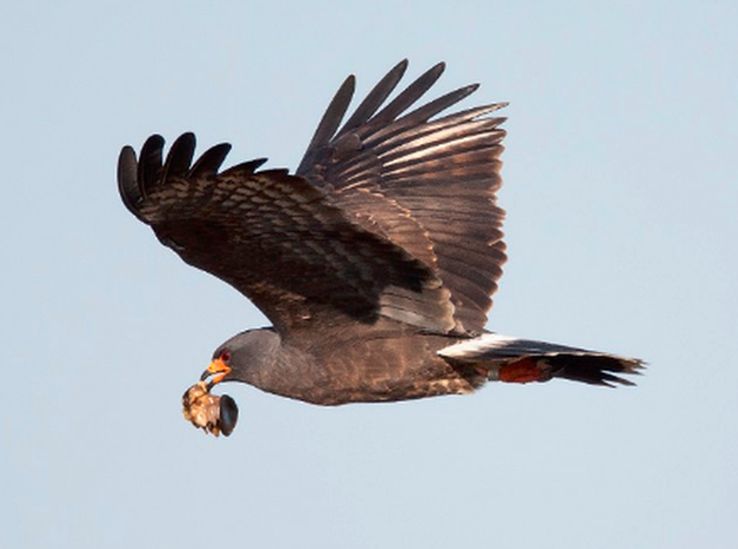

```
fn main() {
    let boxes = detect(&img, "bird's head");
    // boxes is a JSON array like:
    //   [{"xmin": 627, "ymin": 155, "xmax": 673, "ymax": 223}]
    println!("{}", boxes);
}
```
[
  {"xmin": 183, "ymin": 329, "xmax": 280, "ymax": 437},
  {"xmin": 202, "ymin": 328, "xmax": 280, "ymax": 386}
]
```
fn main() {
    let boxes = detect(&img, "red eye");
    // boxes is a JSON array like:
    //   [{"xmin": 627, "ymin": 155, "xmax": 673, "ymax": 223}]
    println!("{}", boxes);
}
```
[{"xmin": 220, "ymin": 350, "xmax": 231, "ymax": 362}]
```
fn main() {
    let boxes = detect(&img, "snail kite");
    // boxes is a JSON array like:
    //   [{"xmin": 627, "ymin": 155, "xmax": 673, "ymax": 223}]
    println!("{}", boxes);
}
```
[{"xmin": 118, "ymin": 60, "xmax": 643, "ymax": 436}]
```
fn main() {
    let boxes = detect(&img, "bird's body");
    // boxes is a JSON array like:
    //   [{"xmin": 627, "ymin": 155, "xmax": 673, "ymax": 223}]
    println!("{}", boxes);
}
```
[
  {"xmin": 219, "ymin": 325, "xmax": 477, "ymax": 405},
  {"xmin": 119, "ymin": 60, "xmax": 642, "ymax": 434}
]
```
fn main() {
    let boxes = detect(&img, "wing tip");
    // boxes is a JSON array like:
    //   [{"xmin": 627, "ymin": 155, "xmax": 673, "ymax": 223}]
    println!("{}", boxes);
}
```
[
  {"xmin": 430, "ymin": 60, "xmax": 446, "ymax": 75},
  {"xmin": 117, "ymin": 145, "xmax": 143, "ymax": 216},
  {"xmin": 161, "ymin": 132, "xmax": 197, "ymax": 181},
  {"xmin": 220, "ymin": 157, "xmax": 269, "ymax": 177},
  {"xmin": 188, "ymin": 142, "xmax": 233, "ymax": 178},
  {"xmin": 344, "ymin": 73, "xmax": 357, "ymax": 90}
]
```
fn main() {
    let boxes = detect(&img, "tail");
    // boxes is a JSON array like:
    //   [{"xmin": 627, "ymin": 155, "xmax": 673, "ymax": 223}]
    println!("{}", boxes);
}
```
[{"xmin": 438, "ymin": 333, "xmax": 644, "ymax": 387}]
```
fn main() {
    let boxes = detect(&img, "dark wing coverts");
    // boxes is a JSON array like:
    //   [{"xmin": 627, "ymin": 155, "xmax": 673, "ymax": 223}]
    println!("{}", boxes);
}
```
[
  {"xmin": 118, "ymin": 61, "xmax": 507, "ymax": 335},
  {"xmin": 118, "ymin": 133, "xmax": 454, "ymax": 334}
]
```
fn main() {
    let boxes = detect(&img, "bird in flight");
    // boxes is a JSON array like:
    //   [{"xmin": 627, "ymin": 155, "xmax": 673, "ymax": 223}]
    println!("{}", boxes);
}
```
[{"xmin": 118, "ymin": 60, "xmax": 643, "ymax": 436}]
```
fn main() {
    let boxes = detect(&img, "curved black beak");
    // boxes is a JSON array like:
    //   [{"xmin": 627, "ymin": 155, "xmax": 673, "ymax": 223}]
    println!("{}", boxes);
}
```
[{"xmin": 200, "ymin": 358, "xmax": 232, "ymax": 386}]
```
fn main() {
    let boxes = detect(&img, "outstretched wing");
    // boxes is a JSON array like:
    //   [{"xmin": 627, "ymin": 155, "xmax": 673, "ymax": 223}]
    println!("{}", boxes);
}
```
[
  {"xmin": 118, "ymin": 133, "xmax": 456, "ymax": 334},
  {"xmin": 297, "ymin": 60, "xmax": 507, "ymax": 333}
]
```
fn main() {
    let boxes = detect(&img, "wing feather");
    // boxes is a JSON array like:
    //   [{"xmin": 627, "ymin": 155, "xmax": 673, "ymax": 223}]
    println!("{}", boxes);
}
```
[
  {"xmin": 188, "ymin": 143, "xmax": 231, "ymax": 178},
  {"xmin": 118, "ymin": 134, "xmax": 456, "ymax": 335},
  {"xmin": 367, "ymin": 62, "xmax": 445, "ymax": 126},
  {"xmin": 120, "ymin": 61, "xmax": 508, "ymax": 336},
  {"xmin": 296, "ymin": 75, "xmax": 355, "ymax": 174},
  {"xmin": 161, "ymin": 132, "xmax": 196, "ymax": 181},
  {"xmin": 138, "ymin": 134, "xmax": 164, "ymax": 193},
  {"xmin": 297, "ymin": 61, "xmax": 508, "ymax": 332},
  {"xmin": 118, "ymin": 146, "xmax": 142, "ymax": 219},
  {"xmin": 336, "ymin": 59, "xmax": 408, "ymax": 137}
]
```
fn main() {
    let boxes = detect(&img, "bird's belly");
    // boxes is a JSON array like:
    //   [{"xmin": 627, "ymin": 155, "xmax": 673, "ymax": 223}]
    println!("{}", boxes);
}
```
[{"xmin": 272, "ymin": 333, "xmax": 474, "ymax": 405}]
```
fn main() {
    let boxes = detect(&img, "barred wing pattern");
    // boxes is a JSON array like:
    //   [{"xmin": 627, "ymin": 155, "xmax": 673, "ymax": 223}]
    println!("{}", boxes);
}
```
[
  {"xmin": 298, "ymin": 60, "xmax": 508, "ymax": 333},
  {"xmin": 117, "ymin": 133, "xmax": 456, "ymax": 334}
]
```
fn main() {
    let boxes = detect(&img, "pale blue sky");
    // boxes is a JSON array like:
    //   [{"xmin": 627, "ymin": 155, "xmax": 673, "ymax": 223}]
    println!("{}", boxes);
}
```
[{"xmin": 2, "ymin": 2, "xmax": 737, "ymax": 548}]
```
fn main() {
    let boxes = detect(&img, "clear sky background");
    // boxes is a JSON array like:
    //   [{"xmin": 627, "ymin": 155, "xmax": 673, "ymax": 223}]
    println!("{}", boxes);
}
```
[{"xmin": 2, "ymin": 2, "xmax": 737, "ymax": 548}]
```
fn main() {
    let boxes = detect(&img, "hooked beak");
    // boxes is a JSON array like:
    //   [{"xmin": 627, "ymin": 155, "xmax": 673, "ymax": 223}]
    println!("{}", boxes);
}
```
[{"xmin": 200, "ymin": 357, "xmax": 232, "ymax": 385}]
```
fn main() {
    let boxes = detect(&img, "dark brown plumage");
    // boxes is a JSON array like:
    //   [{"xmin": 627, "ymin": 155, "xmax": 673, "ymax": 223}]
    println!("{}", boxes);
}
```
[{"xmin": 118, "ymin": 60, "xmax": 642, "ymax": 433}]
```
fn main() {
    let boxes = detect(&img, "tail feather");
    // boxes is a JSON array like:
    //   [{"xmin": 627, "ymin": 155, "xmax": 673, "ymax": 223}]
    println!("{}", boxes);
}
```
[{"xmin": 438, "ymin": 333, "xmax": 644, "ymax": 387}]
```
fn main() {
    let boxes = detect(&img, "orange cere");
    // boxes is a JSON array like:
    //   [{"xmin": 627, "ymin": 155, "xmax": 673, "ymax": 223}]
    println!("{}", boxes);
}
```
[{"xmin": 207, "ymin": 357, "xmax": 232, "ymax": 384}]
